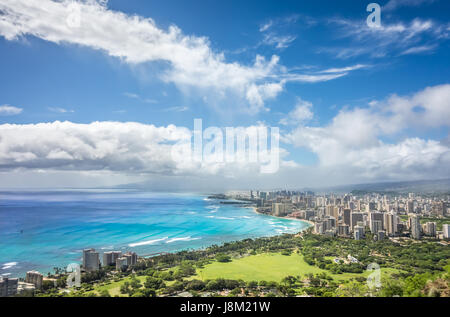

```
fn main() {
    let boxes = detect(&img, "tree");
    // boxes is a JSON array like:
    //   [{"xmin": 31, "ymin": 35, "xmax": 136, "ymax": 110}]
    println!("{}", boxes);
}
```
[
  {"xmin": 144, "ymin": 276, "xmax": 165, "ymax": 290},
  {"xmin": 120, "ymin": 282, "xmax": 131, "ymax": 295},
  {"xmin": 379, "ymin": 279, "xmax": 404, "ymax": 297},
  {"xmin": 335, "ymin": 281, "xmax": 369, "ymax": 297},
  {"xmin": 99, "ymin": 289, "xmax": 111, "ymax": 297},
  {"xmin": 216, "ymin": 254, "xmax": 232, "ymax": 263}
]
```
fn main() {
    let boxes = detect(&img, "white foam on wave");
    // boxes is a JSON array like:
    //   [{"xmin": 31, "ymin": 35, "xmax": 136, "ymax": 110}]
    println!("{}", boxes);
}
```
[
  {"xmin": 1, "ymin": 262, "xmax": 18, "ymax": 270},
  {"xmin": 129, "ymin": 237, "xmax": 169, "ymax": 247},
  {"xmin": 206, "ymin": 215, "xmax": 234, "ymax": 220},
  {"xmin": 166, "ymin": 236, "xmax": 201, "ymax": 244}
]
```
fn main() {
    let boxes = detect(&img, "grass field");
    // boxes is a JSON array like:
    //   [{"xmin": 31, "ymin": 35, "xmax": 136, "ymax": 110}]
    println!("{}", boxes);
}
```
[
  {"xmin": 90, "ymin": 275, "xmax": 155, "ymax": 297},
  {"xmin": 87, "ymin": 252, "xmax": 402, "ymax": 296},
  {"xmin": 193, "ymin": 252, "xmax": 401, "ymax": 283}
]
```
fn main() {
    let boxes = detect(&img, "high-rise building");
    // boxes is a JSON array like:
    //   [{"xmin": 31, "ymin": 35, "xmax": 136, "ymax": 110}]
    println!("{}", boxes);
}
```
[
  {"xmin": 272, "ymin": 203, "xmax": 287, "ymax": 217},
  {"xmin": 351, "ymin": 212, "xmax": 364, "ymax": 230},
  {"xmin": 384, "ymin": 212, "xmax": 397, "ymax": 236},
  {"xmin": 103, "ymin": 251, "xmax": 122, "ymax": 266},
  {"xmin": 369, "ymin": 212, "xmax": 384, "ymax": 234},
  {"xmin": 305, "ymin": 210, "xmax": 316, "ymax": 220},
  {"xmin": 314, "ymin": 222, "xmax": 324, "ymax": 235},
  {"xmin": 366, "ymin": 202, "xmax": 376, "ymax": 212},
  {"xmin": 338, "ymin": 224, "xmax": 350, "ymax": 237},
  {"xmin": 443, "ymin": 224, "xmax": 450, "ymax": 239},
  {"xmin": 124, "ymin": 252, "xmax": 138, "ymax": 266},
  {"xmin": 327, "ymin": 216, "xmax": 336, "ymax": 229},
  {"xmin": 410, "ymin": 215, "xmax": 421, "ymax": 240},
  {"xmin": 25, "ymin": 271, "xmax": 43, "ymax": 290},
  {"xmin": 83, "ymin": 248, "xmax": 100, "ymax": 272},
  {"xmin": 354, "ymin": 225, "xmax": 365, "ymax": 240},
  {"xmin": 371, "ymin": 220, "xmax": 383, "ymax": 235},
  {"xmin": 116, "ymin": 257, "xmax": 128, "ymax": 271},
  {"xmin": 407, "ymin": 201, "xmax": 415, "ymax": 214},
  {"xmin": 343, "ymin": 209, "xmax": 351, "ymax": 226},
  {"xmin": 325, "ymin": 205, "xmax": 334, "ymax": 217},
  {"xmin": 0, "ymin": 277, "xmax": 18, "ymax": 297},
  {"xmin": 377, "ymin": 230, "xmax": 386, "ymax": 241},
  {"xmin": 332, "ymin": 207, "xmax": 340, "ymax": 221},
  {"xmin": 424, "ymin": 222, "xmax": 437, "ymax": 237}
]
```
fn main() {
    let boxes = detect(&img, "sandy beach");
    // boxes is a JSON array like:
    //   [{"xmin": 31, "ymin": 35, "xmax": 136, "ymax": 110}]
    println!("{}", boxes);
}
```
[{"xmin": 250, "ymin": 206, "xmax": 315, "ymax": 227}]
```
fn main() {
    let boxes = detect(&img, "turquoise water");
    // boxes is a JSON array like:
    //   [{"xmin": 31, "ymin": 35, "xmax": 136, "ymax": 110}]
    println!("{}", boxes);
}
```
[{"xmin": 0, "ymin": 190, "xmax": 309, "ymax": 277}]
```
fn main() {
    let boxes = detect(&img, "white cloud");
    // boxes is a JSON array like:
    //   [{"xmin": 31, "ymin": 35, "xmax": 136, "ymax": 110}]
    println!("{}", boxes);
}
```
[
  {"xmin": 325, "ymin": 17, "xmax": 449, "ymax": 58},
  {"xmin": 384, "ymin": 0, "xmax": 436, "ymax": 11},
  {"xmin": 0, "ymin": 0, "xmax": 359, "ymax": 114},
  {"xmin": 280, "ymin": 98, "xmax": 313, "ymax": 126},
  {"xmin": 48, "ymin": 107, "xmax": 74, "ymax": 113},
  {"xmin": 123, "ymin": 92, "xmax": 157, "ymax": 104},
  {"xmin": 285, "ymin": 84, "xmax": 450, "ymax": 181},
  {"xmin": 259, "ymin": 21, "xmax": 273, "ymax": 32},
  {"xmin": 319, "ymin": 64, "xmax": 369, "ymax": 74},
  {"xmin": 163, "ymin": 106, "xmax": 189, "ymax": 112},
  {"xmin": 0, "ymin": 105, "xmax": 23, "ymax": 115},
  {"xmin": 400, "ymin": 44, "xmax": 437, "ymax": 55},
  {"xmin": 0, "ymin": 121, "xmax": 187, "ymax": 173},
  {"xmin": 0, "ymin": 0, "xmax": 283, "ymax": 114},
  {"xmin": 0, "ymin": 121, "xmax": 289, "ymax": 179},
  {"xmin": 285, "ymin": 72, "xmax": 349, "ymax": 83},
  {"xmin": 262, "ymin": 33, "xmax": 296, "ymax": 49}
]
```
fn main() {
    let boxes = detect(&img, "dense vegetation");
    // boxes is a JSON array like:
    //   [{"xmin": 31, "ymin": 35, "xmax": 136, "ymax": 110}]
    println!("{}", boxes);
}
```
[{"xmin": 34, "ymin": 230, "xmax": 450, "ymax": 297}]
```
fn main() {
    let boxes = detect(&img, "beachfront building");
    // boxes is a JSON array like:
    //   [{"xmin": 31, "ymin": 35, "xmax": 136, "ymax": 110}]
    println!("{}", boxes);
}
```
[
  {"xmin": 25, "ymin": 270, "xmax": 43, "ymax": 290},
  {"xmin": 124, "ymin": 252, "xmax": 138, "ymax": 266},
  {"xmin": 83, "ymin": 248, "xmax": 100, "ymax": 272},
  {"xmin": 103, "ymin": 251, "xmax": 122, "ymax": 267},
  {"xmin": 0, "ymin": 277, "xmax": 18, "ymax": 297},
  {"xmin": 17, "ymin": 282, "xmax": 36, "ymax": 294},
  {"xmin": 116, "ymin": 257, "xmax": 128, "ymax": 271}
]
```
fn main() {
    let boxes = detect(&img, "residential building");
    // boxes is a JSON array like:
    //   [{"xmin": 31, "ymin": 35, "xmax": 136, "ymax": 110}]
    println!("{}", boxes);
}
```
[
  {"xmin": 25, "ymin": 271, "xmax": 43, "ymax": 290},
  {"xmin": 410, "ymin": 215, "xmax": 422, "ymax": 240},
  {"xmin": 443, "ymin": 224, "xmax": 450, "ymax": 239},
  {"xmin": 0, "ymin": 277, "xmax": 18, "ymax": 297},
  {"xmin": 103, "ymin": 251, "xmax": 122, "ymax": 266},
  {"xmin": 83, "ymin": 248, "xmax": 100, "ymax": 272}
]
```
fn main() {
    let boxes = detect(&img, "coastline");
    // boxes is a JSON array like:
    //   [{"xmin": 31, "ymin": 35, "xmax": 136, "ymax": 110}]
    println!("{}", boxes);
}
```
[{"xmin": 249, "ymin": 206, "xmax": 314, "ymax": 229}]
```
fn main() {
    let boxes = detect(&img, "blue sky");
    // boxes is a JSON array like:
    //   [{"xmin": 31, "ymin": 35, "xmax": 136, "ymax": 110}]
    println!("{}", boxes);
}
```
[{"xmin": 0, "ymin": 0, "xmax": 449, "ymax": 190}]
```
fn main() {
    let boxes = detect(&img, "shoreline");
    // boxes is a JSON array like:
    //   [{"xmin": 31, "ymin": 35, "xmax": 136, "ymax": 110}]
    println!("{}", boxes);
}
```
[
  {"xmin": 249, "ymin": 206, "xmax": 314, "ymax": 228},
  {"xmin": 3, "ymin": 199, "xmax": 312, "ymax": 278}
]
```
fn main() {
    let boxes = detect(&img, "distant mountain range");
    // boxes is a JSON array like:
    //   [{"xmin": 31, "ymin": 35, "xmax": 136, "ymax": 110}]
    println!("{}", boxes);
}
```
[{"xmin": 308, "ymin": 179, "xmax": 450, "ymax": 194}]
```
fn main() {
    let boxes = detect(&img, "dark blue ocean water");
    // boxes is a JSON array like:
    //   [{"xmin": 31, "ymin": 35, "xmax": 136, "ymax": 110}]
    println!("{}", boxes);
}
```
[{"xmin": 0, "ymin": 190, "xmax": 309, "ymax": 277}]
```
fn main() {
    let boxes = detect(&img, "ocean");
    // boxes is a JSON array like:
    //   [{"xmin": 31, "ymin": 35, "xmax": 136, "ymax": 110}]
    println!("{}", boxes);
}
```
[{"xmin": 0, "ymin": 190, "xmax": 310, "ymax": 277}]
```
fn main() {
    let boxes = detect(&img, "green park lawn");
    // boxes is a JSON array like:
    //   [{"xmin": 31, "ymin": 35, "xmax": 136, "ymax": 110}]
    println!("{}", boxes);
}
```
[
  {"xmin": 89, "ymin": 275, "xmax": 148, "ymax": 297},
  {"xmin": 193, "ymin": 252, "xmax": 401, "ymax": 283}
]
